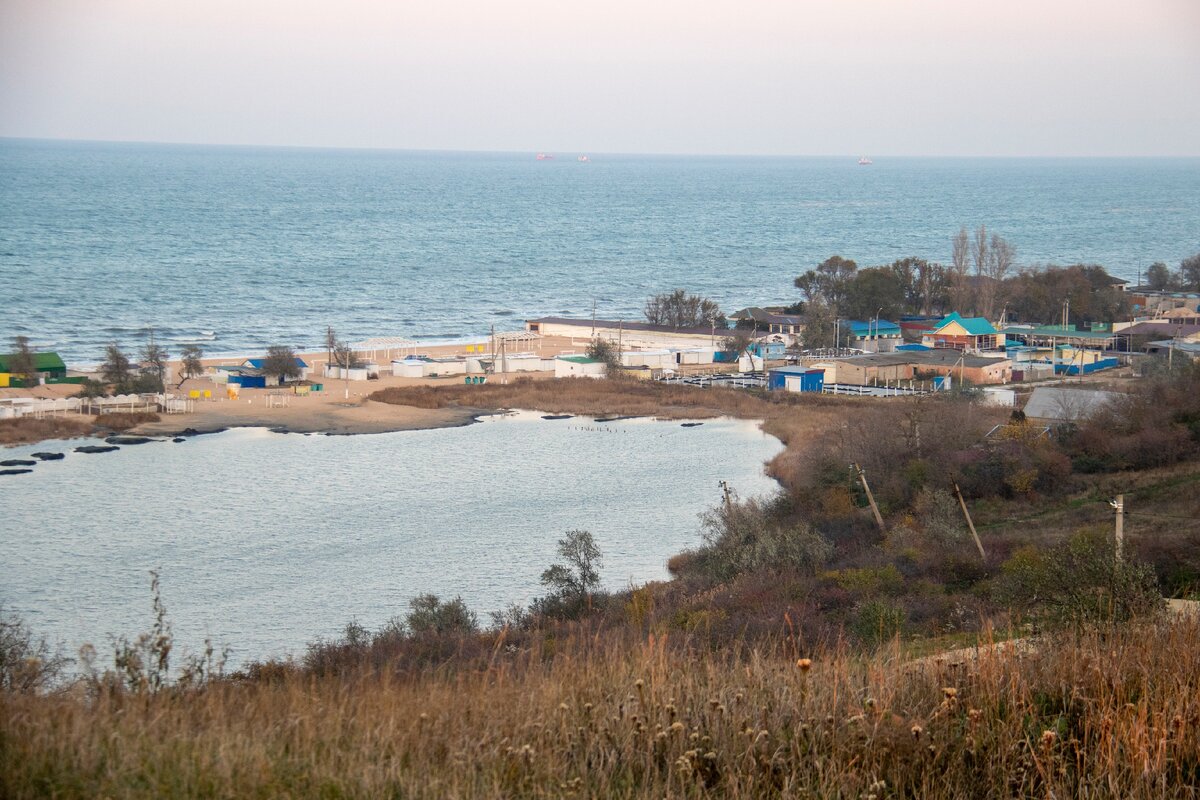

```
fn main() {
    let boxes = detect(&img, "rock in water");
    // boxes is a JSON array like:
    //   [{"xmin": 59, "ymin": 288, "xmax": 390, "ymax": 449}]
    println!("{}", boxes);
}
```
[
  {"xmin": 0, "ymin": 468, "xmax": 33, "ymax": 475},
  {"xmin": 0, "ymin": 459, "xmax": 36, "ymax": 466},
  {"xmin": 75, "ymin": 445, "xmax": 120, "ymax": 454},
  {"xmin": 32, "ymin": 452, "xmax": 65, "ymax": 461},
  {"xmin": 105, "ymin": 436, "xmax": 154, "ymax": 445}
]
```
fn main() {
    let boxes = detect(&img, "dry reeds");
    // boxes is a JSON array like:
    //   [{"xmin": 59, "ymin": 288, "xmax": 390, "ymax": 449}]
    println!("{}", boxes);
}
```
[{"xmin": 4, "ymin": 619, "xmax": 1199, "ymax": 798}]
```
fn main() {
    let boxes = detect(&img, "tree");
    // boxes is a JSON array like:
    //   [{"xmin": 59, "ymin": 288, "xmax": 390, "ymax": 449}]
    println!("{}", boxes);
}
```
[
  {"xmin": 722, "ymin": 330, "xmax": 755, "ymax": 359},
  {"xmin": 950, "ymin": 226, "xmax": 972, "ymax": 312},
  {"xmin": 1145, "ymin": 262, "xmax": 1171, "ymax": 290},
  {"xmin": 262, "ymin": 345, "xmax": 301, "ymax": 384},
  {"xmin": 1180, "ymin": 252, "xmax": 1200, "ymax": 291},
  {"xmin": 840, "ymin": 267, "xmax": 905, "ymax": 322},
  {"xmin": 540, "ymin": 530, "xmax": 603, "ymax": 607},
  {"xmin": 8, "ymin": 336, "xmax": 37, "ymax": 384},
  {"xmin": 644, "ymin": 289, "xmax": 725, "ymax": 329},
  {"xmin": 178, "ymin": 345, "xmax": 204, "ymax": 387},
  {"xmin": 331, "ymin": 341, "xmax": 363, "ymax": 370},
  {"xmin": 794, "ymin": 255, "xmax": 858, "ymax": 310},
  {"xmin": 101, "ymin": 343, "xmax": 133, "ymax": 391},
  {"xmin": 982, "ymin": 233, "xmax": 1015, "ymax": 321},
  {"xmin": 801, "ymin": 302, "xmax": 837, "ymax": 350},
  {"xmin": 140, "ymin": 332, "xmax": 169, "ymax": 393},
  {"xmin": 585, "ymin": 337, "xmax": 621, "ymax": 372}
]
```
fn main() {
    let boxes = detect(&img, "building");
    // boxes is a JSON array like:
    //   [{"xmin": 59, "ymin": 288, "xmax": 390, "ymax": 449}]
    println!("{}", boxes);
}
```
[
  {"xmin": 807, "ymin": 348, "xmax": 1012, "ymax": 386},
  {"xmin": 554, "ymin": 355, "xmax": 607, "ymax": 379},
  {"xmin": 766, "ymin": 366, "xmax": 825, "ymax": 393},
  {"xmin": 841, "ymin": 319, "xmax": 902, "ymax": 352},
  {"xmin": 1143, "ymin": 340, "xmax": 1200, "ymax": 362},
  {"xmin": 1127, "ymin": 287, "xmax": 1200, "ymax": 317},
  {"xmin": 0, "ymin": 351, "xmax": 68, "ymax": 387},
  {"xmin": 1023, "ymin": 387, "xmax": 1119, "ymax": 425},
  {"xmin": 920, "ymin": 312, "xmax": 1004, "ymax": 352},
  {"xmin": 1001, "ymin": 324, "xmax": 1116, "ymax": 351},
  {"xmin": 1115, "ymin": 322, "xmax": 1200, "ymax": 352},
  {"xmin": 242, "ymin": 357, "xmax": 311, "ymax": 384},
  {"xmin": 729, "ymin": 307, "xmax": 804, "ymax": 338},
  {"xmin": 527, "ymin": 317, "xmax": 726, "ymax": 349}
]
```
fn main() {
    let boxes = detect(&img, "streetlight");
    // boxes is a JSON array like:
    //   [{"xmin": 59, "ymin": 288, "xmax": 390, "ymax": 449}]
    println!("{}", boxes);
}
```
[{"xmin": 872, "ymin": 307, "xmax": 883, "ymax": 351}]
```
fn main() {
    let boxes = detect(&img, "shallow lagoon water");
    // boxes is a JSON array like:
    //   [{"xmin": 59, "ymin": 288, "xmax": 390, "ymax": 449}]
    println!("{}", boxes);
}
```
[{"xmin": 1, "ymin": 412, "xmax": 782, "ymax": 664}]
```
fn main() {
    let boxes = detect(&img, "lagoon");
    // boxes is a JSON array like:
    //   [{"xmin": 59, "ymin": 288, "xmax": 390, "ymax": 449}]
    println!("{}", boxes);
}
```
[{"xmin": 0, "ymin": 412, "xmax": 781, "ymax": 664}]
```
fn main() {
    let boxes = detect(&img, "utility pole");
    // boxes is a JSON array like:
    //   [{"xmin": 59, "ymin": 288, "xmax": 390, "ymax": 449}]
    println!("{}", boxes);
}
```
[
  {"xmin": 853, "ymin": 463, "xmax": 886, "ymax": 534},
  {"xmin": 719, "ymin": 480, "xmax": 733, "ymax": 515},
  {"xmin": 953, "ymin": 482, "xmax": 987, "ymax": 560},
  {"xmin": 591, "ymin": 299, "xmax": 597, "ymax": 338},
  {"xmin": 1110, "ymin": 494, "xmax": 1124, "ymax": 562}
]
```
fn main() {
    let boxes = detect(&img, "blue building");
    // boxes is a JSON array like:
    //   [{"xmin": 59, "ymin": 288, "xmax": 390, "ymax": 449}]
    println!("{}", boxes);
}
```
[
  {"xmin": 767, "ymin": 366, "xmax": 825, "ymax": 393},
  {"xmin": 842, "ymin": 319, "xmax": 903, "ymax": 351}
]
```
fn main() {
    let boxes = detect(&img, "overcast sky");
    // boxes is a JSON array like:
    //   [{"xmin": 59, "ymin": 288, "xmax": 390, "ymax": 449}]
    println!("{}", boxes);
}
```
[{"xmin": 2, "ymin": 0, "xmax": 1198, "ymax": 156}]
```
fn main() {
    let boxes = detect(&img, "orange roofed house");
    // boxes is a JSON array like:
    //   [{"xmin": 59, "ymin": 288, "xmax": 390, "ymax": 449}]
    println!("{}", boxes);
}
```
[{"xmin": 920, "ymin": 312, "xmax": 1004, "ymax": 352}]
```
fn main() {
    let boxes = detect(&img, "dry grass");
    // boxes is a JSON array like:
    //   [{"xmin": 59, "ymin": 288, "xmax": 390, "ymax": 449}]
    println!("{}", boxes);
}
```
[
  {"xmin": 93, "ymin": 411, "xmax": 161, "ymax": 431},
  {"xmin": 4, "ymin": 619, "xmax": 1199, "ymax": 798},
  {"xmin": 0, "ymin": 416, "xmax": 95, "ymax": 446}
]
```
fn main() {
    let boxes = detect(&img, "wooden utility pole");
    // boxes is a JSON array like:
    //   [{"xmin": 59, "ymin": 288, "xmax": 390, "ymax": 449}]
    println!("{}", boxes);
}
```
[
  {"xmin": 953, "ymin": 482, "xmax": 987, "ymax": 560},
  {"xmin": 854, "ymin": 464, "xmax": 886, "ymax": 534},
  {"xmin": 1111, "ymin": 494, "xmax": 1124, "ymax": 562},
  {"xmin": 719, "ymin": 480, "xmax": 734, "ymax": 515}
]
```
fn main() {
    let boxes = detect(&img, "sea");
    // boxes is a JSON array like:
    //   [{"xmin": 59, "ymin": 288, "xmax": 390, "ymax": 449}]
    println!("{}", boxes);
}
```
[{"xmin": 2, "ymin": 137, "xmax": 1198, "ymax": 363}]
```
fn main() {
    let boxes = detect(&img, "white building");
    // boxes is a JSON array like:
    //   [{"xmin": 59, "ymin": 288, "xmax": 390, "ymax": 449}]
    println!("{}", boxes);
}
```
[{"xmin": 554, "ymin": 356, "xmax": 607, "ymax": 379}]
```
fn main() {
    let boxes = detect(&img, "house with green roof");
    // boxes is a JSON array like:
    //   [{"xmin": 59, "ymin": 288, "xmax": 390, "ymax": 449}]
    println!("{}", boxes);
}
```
[
  {"xmin": 0, "ymin": 351, "xmax": 67, "ymax": 387},
  {"xmin": 921, "ymin": 312, "xmax": 1004, "ymax": 352},
  {"xmin": 554, "ymin": 355, "xmax": 607, "ymax": 379}
]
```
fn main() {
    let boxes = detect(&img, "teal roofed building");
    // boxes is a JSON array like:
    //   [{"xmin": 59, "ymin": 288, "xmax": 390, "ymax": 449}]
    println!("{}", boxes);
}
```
[
  {"xmin": 921, "ymin": 312, "xmax": 1004, "ymax": 352},
  {"xmin": 841, "ymin": 319, "xmax": 902, "ymax": 352}
]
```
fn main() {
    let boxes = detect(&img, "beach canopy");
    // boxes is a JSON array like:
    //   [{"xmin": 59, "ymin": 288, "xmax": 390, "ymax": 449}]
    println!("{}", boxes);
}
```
[{"xmin": 348, "ymin": 337, "xmax": 419, "ymax": 361}]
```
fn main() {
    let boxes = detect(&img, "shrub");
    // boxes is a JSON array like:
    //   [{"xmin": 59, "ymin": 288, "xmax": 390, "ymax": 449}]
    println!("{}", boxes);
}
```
[
  {"xmin": 405, "ymin": 594, "xmax": 478, "ymax": 636},
  {"xmin": 995, "ymin": 528, "xmax": 1163, "ymax": 629},
  {"xmin": 0, "ymin": 611, "xmax": 69, "ymax": 693}
]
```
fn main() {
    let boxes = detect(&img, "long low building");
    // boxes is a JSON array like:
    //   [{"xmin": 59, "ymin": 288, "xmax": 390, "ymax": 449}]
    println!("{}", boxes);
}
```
[
  {"xmin": 805, "ymin": 348, "xmax": 1012, "ymax": 386},
  {"xmin": 527, "ymin": 317, "xmax": 726, "ymax": 349}
]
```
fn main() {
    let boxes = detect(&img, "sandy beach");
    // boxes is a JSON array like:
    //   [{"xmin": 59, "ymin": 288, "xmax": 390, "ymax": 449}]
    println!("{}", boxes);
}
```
[{"xmin": 2, "ymin": 335, "xmax": 591, "ymax": 443}]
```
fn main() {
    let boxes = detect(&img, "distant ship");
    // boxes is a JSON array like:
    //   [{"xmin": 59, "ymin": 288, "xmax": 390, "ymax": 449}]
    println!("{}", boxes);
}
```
[
  {"xmin": 577, "ymin": 155, "xmax": 590, "ymax": 163},
  {"xmin": 536, "ymin": 153, "xmax": 555, "ymax": 161},
  {"xmin": 858, "ymin": 156, "xmax": 873, "ymax": 165}
]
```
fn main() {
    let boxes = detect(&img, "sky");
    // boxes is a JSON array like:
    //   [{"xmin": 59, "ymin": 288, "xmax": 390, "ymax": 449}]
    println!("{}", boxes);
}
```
[{"xmin": 1, "ymin": 0, "xmax": 1198, "ymax": 157}]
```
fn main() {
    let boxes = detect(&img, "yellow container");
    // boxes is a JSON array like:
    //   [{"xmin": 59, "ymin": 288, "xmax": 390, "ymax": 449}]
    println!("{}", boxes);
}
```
[{"xmin": 0, "ymin": 372, "xmax": 9, "ymax": 388}]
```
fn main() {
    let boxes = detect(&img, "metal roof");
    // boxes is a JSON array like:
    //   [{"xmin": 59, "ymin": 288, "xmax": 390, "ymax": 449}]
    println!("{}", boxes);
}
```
[
  {"xmin": 1023, "ymin": 387, "xmax": 1119, "ymax": 422},
  {"xmin": 558, "ymin": 356, "xmax": 603, "ymax": 364},
  {"xmin": 933, "ymin": 312, "xmax": 998, "ymax": 336},
  {"xmin": 0, "ymin": 351, "xmax": 67, "ymax": 372},
  {"xmin": 529, "ymin": 317, "xmax": 725, "ymax": 336}
]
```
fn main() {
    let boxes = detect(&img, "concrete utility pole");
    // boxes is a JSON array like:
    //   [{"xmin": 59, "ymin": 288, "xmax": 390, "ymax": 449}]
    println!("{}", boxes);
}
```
[
  {"xmin": 854, "ymin": 463, "xmax": 886, "ymax": 534},
  {"xmin": 1110, "ymin": 494, "xmax": 1124, "ymax": 562},
  {"xmin": 953, "ymin": 482, "xmax": 987, "ymax": 560}
]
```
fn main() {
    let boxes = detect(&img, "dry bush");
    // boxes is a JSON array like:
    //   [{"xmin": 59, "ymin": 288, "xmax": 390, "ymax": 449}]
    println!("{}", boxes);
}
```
[
  {"xmin": 4, "ymin": 619, "xmax": 1200, "ymax": 798},
  {"xmin": 0, "ymin": 416, "xmax": 95, "ymax": 446},
  {"xmin": 93, "ymin": 411, "xmax": 160, "ymax": 431}
]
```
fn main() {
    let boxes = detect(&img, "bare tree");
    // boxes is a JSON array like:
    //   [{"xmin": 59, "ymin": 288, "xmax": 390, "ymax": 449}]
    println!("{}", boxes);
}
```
[
  {"xmin": 177, "ymin": 345, "xmax": 204, "ymax": 387},
  {"xmin": 984, "ymin": 233, "xmax": 1016, "ymax": 321},
  {"xmin": 950, "ymin": 227, "xmax": 971, "ymax": 312},
  {"xmin": 262, "ymin": 345, "xmax": 302, "ymax": 384},
  {"xmin": 644, "ymin": 289, "xmax": 725, "ymax": 329},
  {"xmin": 540, "ymin": 530, "xmax": 603, "ymax": 608},
  {"xmin": 8, "ymin": 336, "xmax": 37, "ymax": 385}
]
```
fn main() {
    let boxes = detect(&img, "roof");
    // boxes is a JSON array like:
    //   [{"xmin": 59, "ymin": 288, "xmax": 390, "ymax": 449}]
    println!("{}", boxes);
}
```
[
  {"xmin": 932, "ymin": 312, "xmax": 998, "ymax": 336},
  {"xmin": 244, "ymin": 357, "xmax": 309, "ymax": 369},
  {"xmin": 1119, "ymin": 322, "xmax": 1200, "ymax": 338},
  {"xmin": 558, "ymin": 356, "xmax": 603, "ymax": 364},
  {"xmin": 1002, "ymin": 325, "xmax": 1116, "ymax": 342},
  {"xmin": 0, "ymin": 351, "xmax": 67, "ymax": 372},
  {"xmin": 844, "ymin": 319, "xmax": 902, "ymax": 335},
  {"xmin": 1145, "ymin": 340, "xmax": 1200, "ymax": 354},
  {"xmin": 768, "ymin": 366, "xmax": 825, "ymax": 375},
  {"xmin": 841, "ymin": 349, "xmax": 1010, "ymax": 369},
  {"xmin": 1023, "ymin": 387, "xmax": 1119, "ymax": 422},
  {"xmin": 730, "ymin": 307, "xmax": 803, "ymax": 326},
  {"xmin": 529, "ymin": 316, "xmax": 725, "ymax": 336}
]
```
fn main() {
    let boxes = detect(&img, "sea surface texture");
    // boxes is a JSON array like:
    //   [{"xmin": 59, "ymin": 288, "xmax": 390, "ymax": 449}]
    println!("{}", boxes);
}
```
[
  {"xmin": 2, "ymin": 138, "xmax": 1198, "ymax": 362},
  {"xmin": 0, "ymin": 412, "xmax": 782, "ymax": 664}
]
